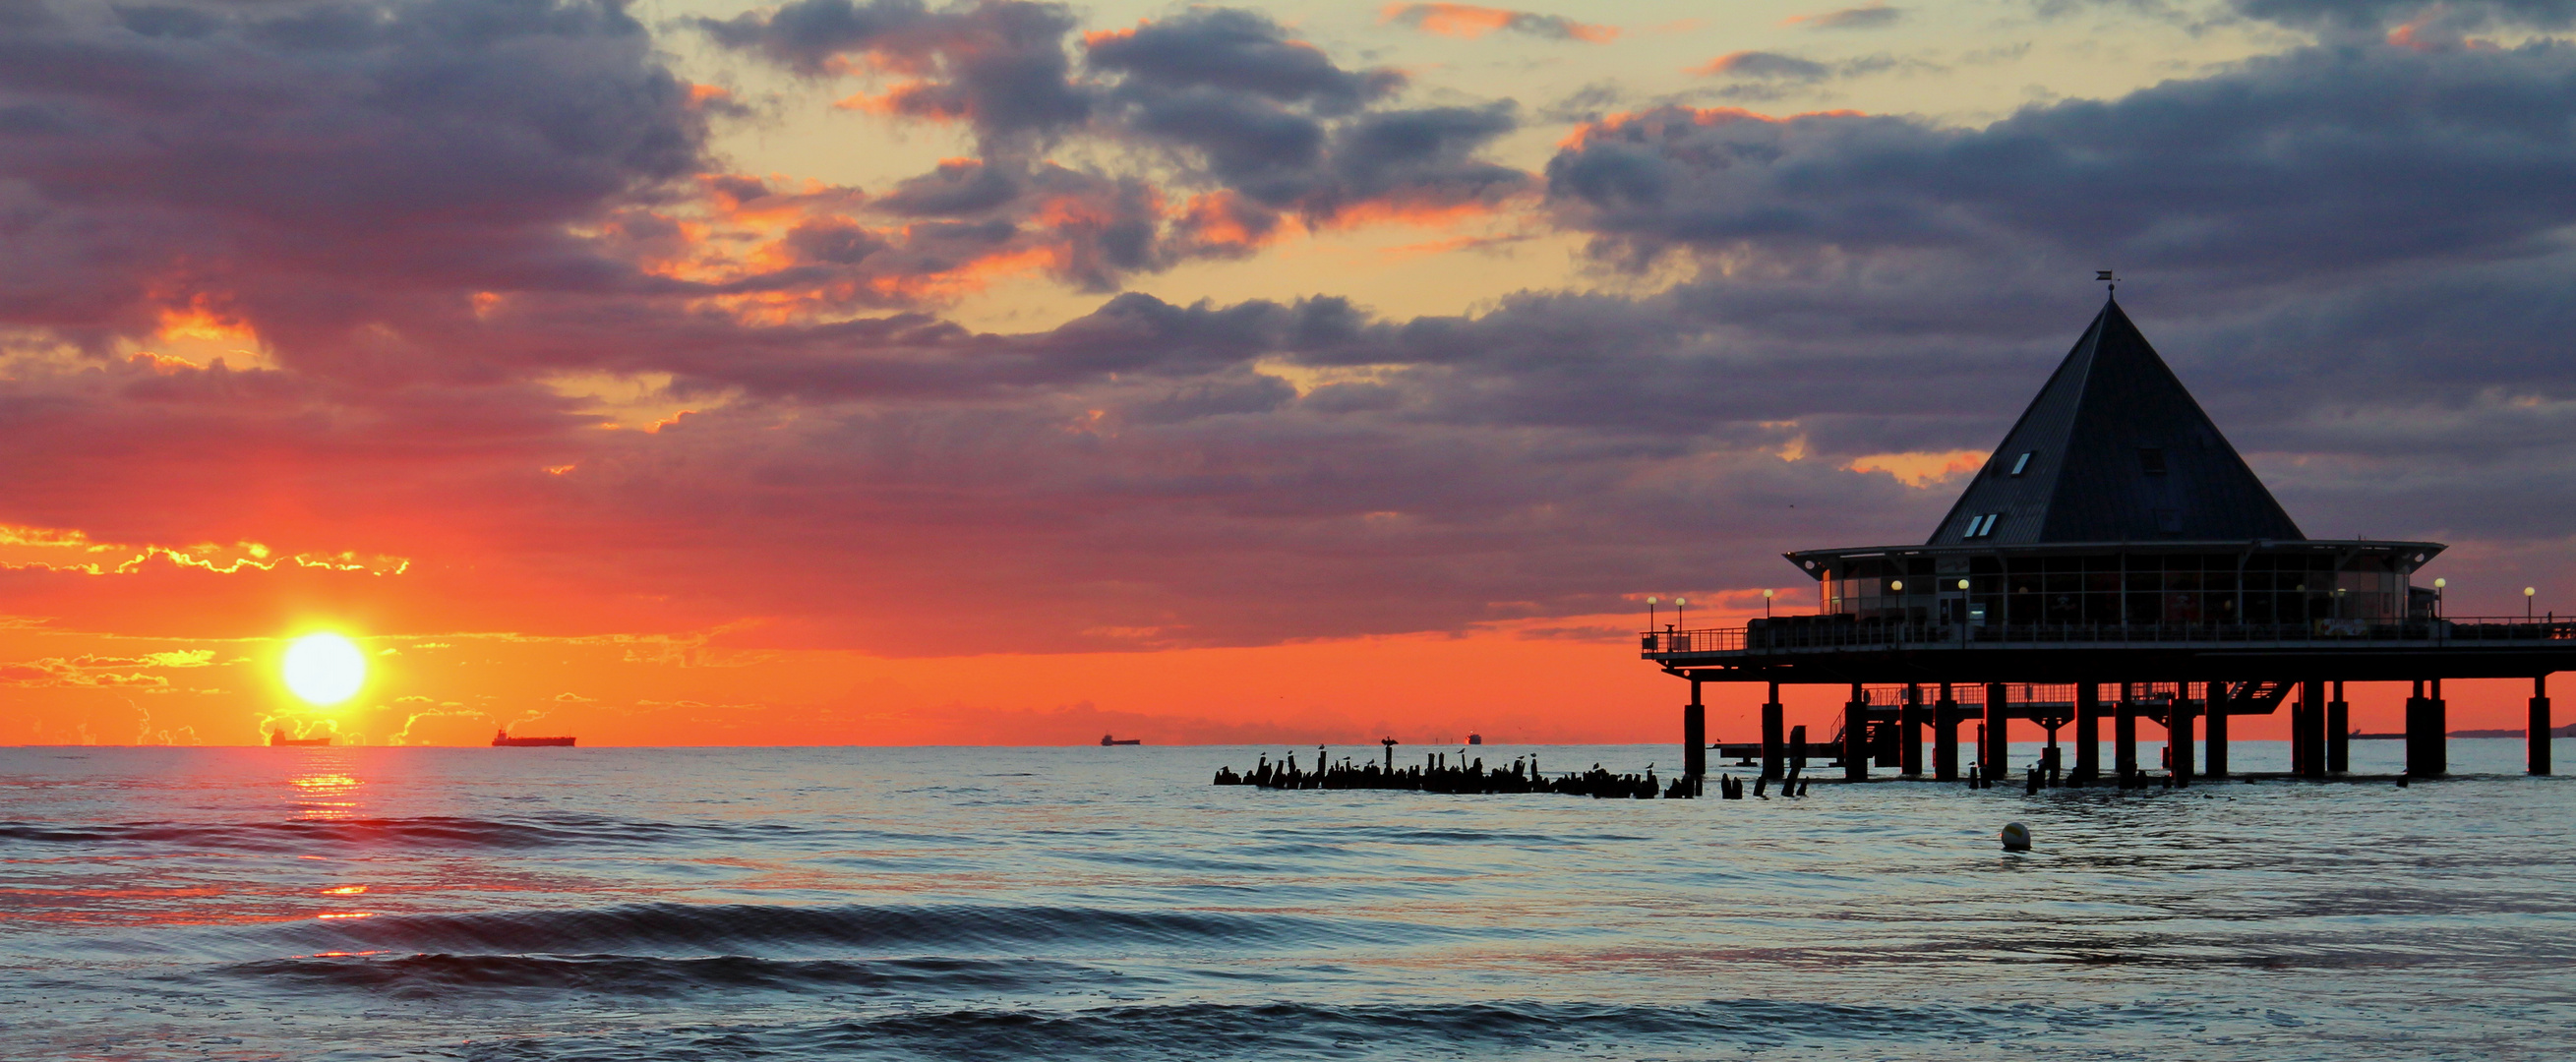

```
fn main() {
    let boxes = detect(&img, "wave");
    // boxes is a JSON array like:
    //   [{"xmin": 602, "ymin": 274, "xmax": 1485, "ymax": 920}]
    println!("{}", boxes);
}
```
[
  {"xmin": 230, "ymin": 953, "xmax": 1127, "ymax": 999},
  {"xmin": 248, "ymin": 902, "xmax": 1403, "ymax": 959},
  {"xmin": 0, "ymin": 816, "xmax": 906, "ymax": 855},
  {"xmin": 427, "ymin": 998, "xmax": 2124, "ymax": 1059}
]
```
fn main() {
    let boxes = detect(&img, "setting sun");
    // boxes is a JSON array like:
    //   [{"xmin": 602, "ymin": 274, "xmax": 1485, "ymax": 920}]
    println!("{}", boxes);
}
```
[{"xmin": 281, "ymin": 632, "xmax": 367, "ymax": 706}]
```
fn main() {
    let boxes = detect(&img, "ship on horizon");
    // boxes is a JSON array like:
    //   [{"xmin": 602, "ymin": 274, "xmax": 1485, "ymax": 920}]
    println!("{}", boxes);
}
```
[
  {"xmin": 1101, "ymin": 734, "xmax": 1141, "ymax": 745},
  {"xmin": 269, "ymin": 730, "xmax": 328, "ymax": 747},
  {"xmin": 492, "ymin": 729, "xmax": 575, "ymax": 747}
]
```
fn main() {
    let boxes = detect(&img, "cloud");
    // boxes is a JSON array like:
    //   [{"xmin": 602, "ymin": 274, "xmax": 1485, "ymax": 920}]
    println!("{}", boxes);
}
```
[
  {"xmin": 1558, "ymin": 42, "xmax": 2576, "ymax": 285},
  {"xmin": 1693, "ymin": 51, "xmax": 1834, "ymax": 81},
  {"xmin": 0, "ymin": 655, "xmax": 176, "ymax": 687},
  {"xmin": 696, "ymin": 0, "xmax": 1090, "ymax": 145},
  {"xmin": 2234, "ymin": 0, "xmax": 2576, "ymax": 31},
  {"xmin": 1379, "ymin": 4, "xmax": 1617, "ymax": 42},
  {"xmin": 1088, "ymin": 8, "xmax": 1405, "ymax": 114},
  {"xmin": 0, "ymin": 0, "xmax": 713, "ymax": 369},
  {"xmin": 1784, "ymin": 4, "xmax": 1906, "ymax": 30}
]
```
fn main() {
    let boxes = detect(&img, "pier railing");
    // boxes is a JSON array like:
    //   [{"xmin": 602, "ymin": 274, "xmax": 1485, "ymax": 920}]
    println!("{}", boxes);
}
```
[{"xmin": 1641, "ymin": 617, "xmax": 2576, "ymax": 656}]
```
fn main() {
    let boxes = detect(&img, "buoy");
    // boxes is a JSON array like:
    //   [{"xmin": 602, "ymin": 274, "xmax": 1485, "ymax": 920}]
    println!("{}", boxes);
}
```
[{"xmin": 2000, "ymin": 821, "xmax": 2031, "ymax": 852}]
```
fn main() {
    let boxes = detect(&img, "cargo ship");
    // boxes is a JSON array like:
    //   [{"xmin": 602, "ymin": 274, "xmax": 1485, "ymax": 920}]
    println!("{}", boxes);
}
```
[
  {"xmin": 1100, "ymin": 734, "xmax": 1141, "ymax": 745},
  {"xmin": 492, "ymin": 729, "xmax": 576, "ymax": 747},
  {"xmin": 270, "ymin": 731, "xmax": 329, "ymax": 746}
]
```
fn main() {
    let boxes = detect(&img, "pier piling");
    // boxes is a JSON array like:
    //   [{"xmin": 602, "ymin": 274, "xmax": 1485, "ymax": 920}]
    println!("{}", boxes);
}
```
[
  {"xmin": 2172, "ymin": 689, "xmax": 2195, "ymax": 786},
  {"xmin": 1761, "ymin": 682, "xmax": 1785, "ymax": 781},
  {"xmin": 2318, "ymin": 680, "xmax": 2339, "ymax": 778},
  {"xmin": 2533, "ymin": 676, "xmax": 2552, "ymax": 777},
  {"xmin": 2073, "ymin": 682, "xmax": 2101, "ymax": 785},
  {"xmin": 2327, "ymin": 680, "xmax": 2350, "ymax": 774},
  {"xmin": 2205, "ymin": 680, "xmax": 2230, "ymax": 780},
  {"xmin": 1901, "ymin": 683, "xmax": 1925, "ymax": 777},
  {"xmin": 1844, "ymin": 682, "xmax": 1869, "ymax": 782},
  {"xmin": 2407, "ymin": 678, "xmax": 2447, "ymax": 778},
  {"xmin": 1683, "ymin": 678, "xmax": 1706, "ymax": 796},
  {"xmin": 1934, "ymin": 683, "xmax": 1959, "ymax": 781},
  {"xmin": 2116, "ymin": 682, "xmax": 2138, "ymax": 783},
  {"xmin": 1983, "ymin": 681, "xmax": 2009, "ymax": 779}
]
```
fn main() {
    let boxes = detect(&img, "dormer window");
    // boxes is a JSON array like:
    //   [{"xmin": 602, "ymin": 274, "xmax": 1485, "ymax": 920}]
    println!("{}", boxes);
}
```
[
  {"xmin": 1965, "ymin": 512, "xmax": 2001, "ymax": 539},
  {"xmin": 2008, "ymin": 451, "xmax": 2034, "ymax": 477},
  {"xmin": 2138, "ymin": 447, "xmax": 2167, "ymax": 475}
]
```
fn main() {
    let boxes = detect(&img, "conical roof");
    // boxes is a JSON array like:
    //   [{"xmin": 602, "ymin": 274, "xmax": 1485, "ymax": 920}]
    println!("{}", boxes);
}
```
[{"xmin": 1926, "ymin": 300, "xmax": 2304, "ymax": 546}]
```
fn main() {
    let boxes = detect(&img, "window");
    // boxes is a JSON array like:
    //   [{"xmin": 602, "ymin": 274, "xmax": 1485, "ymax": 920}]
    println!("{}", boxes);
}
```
[
  {"xmin": 2138, "ymin": 447, "xmax": 2167, "ymax": 475},
  {"xmin": 1966, "ymin": 512, "xmax": 2001, "ymax": 539},
  {"xmin": 2008, "ymin": 451, "xmax": 2034, "ymax": 477}
]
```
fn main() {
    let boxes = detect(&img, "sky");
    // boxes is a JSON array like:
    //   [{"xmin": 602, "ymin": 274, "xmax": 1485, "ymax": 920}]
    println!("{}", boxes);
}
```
[{"xmin": 2, "ymin": 0, "xmax": 2573, "ymax": 746}]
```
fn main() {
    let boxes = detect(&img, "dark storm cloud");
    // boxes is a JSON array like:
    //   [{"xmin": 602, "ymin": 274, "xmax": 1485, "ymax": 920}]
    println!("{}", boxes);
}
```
[
  {"xmin": 695, "ymin": 0, "xmax": 1089, "ymax": 143},
  {"xmin": 2233, "ymin": 0, "xmax": 2576, "ymax": 30},
  {"xmin": 0, "ymin": 0, "xmax": 710, "ymax": 351},
  {"xmin": 1555, "ymin": 42, "xmax": 2576, "ymax": 284},
  {"xmin": 1082, "ymin": 9, "xmax": 1527, "ymax": 224},
  {"xmin": 1085, "ymin": 7, "xmax": 1404, "ymax": 115}
]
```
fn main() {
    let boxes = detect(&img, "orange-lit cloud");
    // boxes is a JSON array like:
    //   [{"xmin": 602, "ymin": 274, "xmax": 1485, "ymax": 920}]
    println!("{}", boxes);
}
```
[
  {"xmin": 1845, "ymin": 450, "xmax": 1989, "ymax": 489},
  {"xmin": 1380, "ymin": 4, "xmax": 1617, "ymax": 43}
]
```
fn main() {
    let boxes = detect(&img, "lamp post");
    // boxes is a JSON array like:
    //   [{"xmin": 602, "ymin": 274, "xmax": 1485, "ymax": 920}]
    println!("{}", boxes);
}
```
[
  {"xmin": 1647, "ymin": 595, "xmax": 1658, "ymax": 630},
  {"xmin": 1764, "ymin": 588, "xmax": 1774, "ymax": 618},
  {"xmin": 1676, "ymin": 597, "xmax": 1687, "ymax": 629},
  {"xmin": 2433, "ymin": 577, "xmax": 2445, "ymax": 619},
  {"xmin": 2528, "ymin": 586, "xmax": 2538, "ymax": 620}
]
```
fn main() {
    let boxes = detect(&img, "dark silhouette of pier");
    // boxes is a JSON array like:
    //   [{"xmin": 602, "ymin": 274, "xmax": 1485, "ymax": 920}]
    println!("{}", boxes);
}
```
[{"xmin": 1649, "ymin": 295, "xmax": 2573, "ymax": 794}]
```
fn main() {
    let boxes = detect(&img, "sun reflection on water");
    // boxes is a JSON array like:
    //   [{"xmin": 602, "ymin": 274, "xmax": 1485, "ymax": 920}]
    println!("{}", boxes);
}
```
[{"xmin": 284, "ymin": 751, "xmax": 364, "ymax": 820}]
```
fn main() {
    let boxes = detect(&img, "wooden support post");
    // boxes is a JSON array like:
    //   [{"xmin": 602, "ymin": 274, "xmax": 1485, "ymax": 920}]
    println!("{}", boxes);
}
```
[
  {"xmin": 1761, "ymin": 681, "xmax": 1784, "ymax": 781},
  {"xmin": 2405, "ymin": 679, "xmax": 2429, "ymax": 779},
  {"xmin": 2327, "ymin": 679, "xmax": 2349, "ymax": 774},
  {"xmin": 1844, "ymin": 682, "xmax": 1869, "ymax": 782},
  {"xmin": 2116, "ymin": 681, "xmax": 2138, "ymax": 781},
  {"xmin": 2205, "ymin": 680, "xmax": 2230, "ymax": 780},
  {"xmin": 1901, "ymin": 683, "xmax": 1925, "ymax": 777},
  {"xmin": 2172, "ymin": 684, "xmax": 2195, "ymax": 786},
  {"xmin": 1984, "ymin": 681, "xmax": 2009, "ymax": 779},
  {"xmin": 2074, "ymin": 682, "xmax": 2101, "ymax": 785},
  {"xmin": 1933, "ymin": 682, "xmax": 1959, "ymax": 781},
  {"xmin": 2426, "ymin": 678, "xmax": 2448, "ymax": 777},
  {"xmin": 1682, "ymin": 678, "xmax": 1706, "ymax": 796},
  {"xmin": 2299, "ymin": 678, "xmax": 2327, "ymax": 779},
  {"xmin": 2533, "ymin": 675, "xmax": 2553, "ymax": 777},
  {"xmin": 1790, "ymin": 724, "xmax": 1808, "ymax": 773}
]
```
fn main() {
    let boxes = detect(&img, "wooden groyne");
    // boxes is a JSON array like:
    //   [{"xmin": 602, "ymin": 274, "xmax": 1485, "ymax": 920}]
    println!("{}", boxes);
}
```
[{"xmin": 1211, "ymin": 749, "xmax": 1816, "ymax": 798}]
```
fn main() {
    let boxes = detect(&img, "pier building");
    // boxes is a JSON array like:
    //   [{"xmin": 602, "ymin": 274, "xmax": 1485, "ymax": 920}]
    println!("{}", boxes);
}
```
[{"xmin": 1648, "ymin": 298, "xmax": 2575, "ymax": 790}]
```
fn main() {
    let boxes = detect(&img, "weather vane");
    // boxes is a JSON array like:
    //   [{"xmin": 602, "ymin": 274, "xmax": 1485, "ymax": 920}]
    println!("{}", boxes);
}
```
[{"xmin": 2097, "ymin": 269, "xmax": 2118, "ymax": 298}]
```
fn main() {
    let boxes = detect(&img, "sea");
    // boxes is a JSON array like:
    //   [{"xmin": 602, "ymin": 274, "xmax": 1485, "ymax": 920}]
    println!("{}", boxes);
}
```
[{"xmin": 4, "ymin": 740, "xmax": 2573, "ymax": 1061}]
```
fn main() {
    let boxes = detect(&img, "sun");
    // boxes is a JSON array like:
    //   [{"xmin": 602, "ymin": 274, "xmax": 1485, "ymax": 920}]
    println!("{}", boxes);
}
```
[{"xmin": 282, "ymin": 632, "xmax": 367, "ymax": 706}]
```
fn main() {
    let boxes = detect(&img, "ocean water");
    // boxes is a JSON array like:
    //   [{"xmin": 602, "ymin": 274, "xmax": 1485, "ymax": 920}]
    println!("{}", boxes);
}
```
[{"xmin": 4, "ymin": 741, "xmax": 2573, "ymax": 1061}]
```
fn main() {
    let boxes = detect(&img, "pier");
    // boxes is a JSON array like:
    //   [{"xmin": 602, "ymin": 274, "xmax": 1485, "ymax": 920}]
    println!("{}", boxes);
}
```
[{"xmin": 1649, "ymin": 297, "xmax": 2575, "ymax": 794}]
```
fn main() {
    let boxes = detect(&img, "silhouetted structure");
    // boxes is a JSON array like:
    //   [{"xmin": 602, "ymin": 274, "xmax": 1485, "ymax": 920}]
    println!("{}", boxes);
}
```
[
  {"xmin": 1213, "ymin": 750, "xmax": 1675, "ymax": 798},
  {"xmin": 1649, "ymin": 297, "xmax": 2573, "ymax": 791}
]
